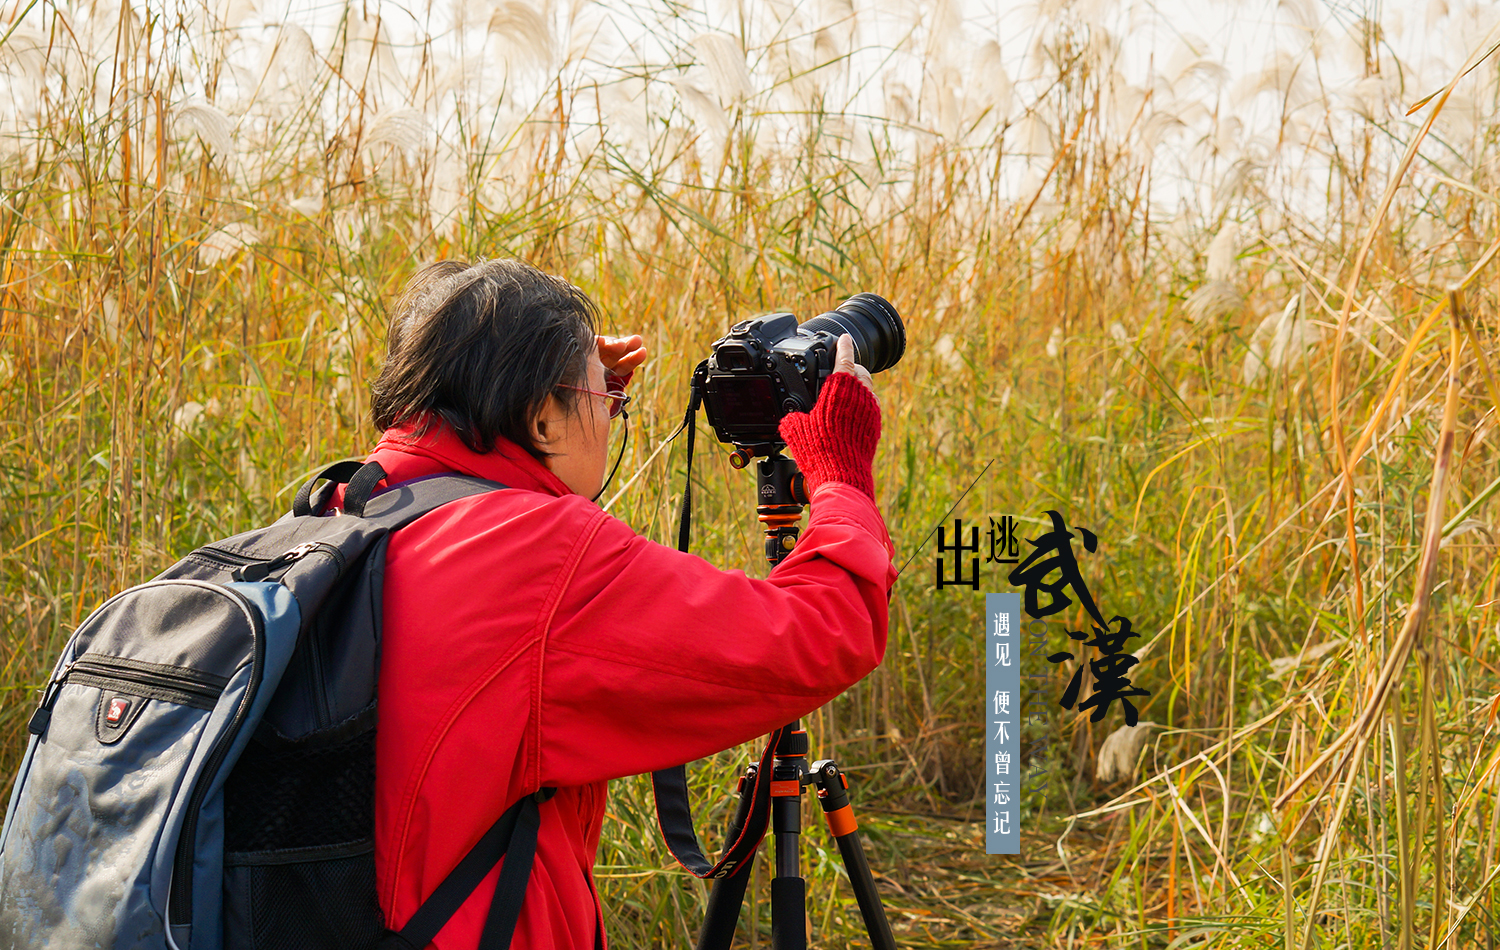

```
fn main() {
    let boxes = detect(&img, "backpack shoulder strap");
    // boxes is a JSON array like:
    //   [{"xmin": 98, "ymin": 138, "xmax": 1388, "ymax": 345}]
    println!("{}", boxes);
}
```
[
  {"xmin": 293, "ymin": 460, "xmax": 508, "ymax": 529},
  {"xmin": 359, "ymin": 470, "xmax": 509, "ymax": 530},
  {"xmin": 379, "ymin": 788, "xmax": 557, "ymax": 950}
]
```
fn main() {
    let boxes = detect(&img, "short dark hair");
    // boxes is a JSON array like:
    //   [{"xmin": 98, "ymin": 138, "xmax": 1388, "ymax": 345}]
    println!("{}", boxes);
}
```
[{"xmin": 370, "ymin": 259, "xmax": 599, "ymax": 459}]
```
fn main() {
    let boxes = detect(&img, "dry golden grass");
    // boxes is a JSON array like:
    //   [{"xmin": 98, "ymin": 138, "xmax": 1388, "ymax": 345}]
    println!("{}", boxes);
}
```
[{"xmin": 3, "ymin": 1, "xmax": 1500, "ymax": 946}]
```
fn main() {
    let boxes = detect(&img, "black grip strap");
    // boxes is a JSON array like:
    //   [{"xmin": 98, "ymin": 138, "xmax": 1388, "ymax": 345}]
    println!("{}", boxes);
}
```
[
  {"xmin": 651, "ymin": 727, "xmax": 780, "ymax": 881},
  {"xmin": 478, "ymin": 788, "xmax": 555, "ymax": 947},
  {"xmin": 344, "ymin": 460, "xmax": 389, "ymax": 517},
  {"xmin": 389, "ymin": 788, "xmax": 556, "ymax": 950},
  {"xmin": 770, "ymin": 876, "xmax": 808, "ymax": 950},
  {"xmin": 292, "ymin": 460, "xmax": 364, "ymax": 516}
]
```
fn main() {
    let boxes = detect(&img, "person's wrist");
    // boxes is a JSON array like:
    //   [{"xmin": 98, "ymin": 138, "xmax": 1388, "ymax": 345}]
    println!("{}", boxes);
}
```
[{"xmin": 778, "ymin": 374, "xmax": 880, "ymax": 502}]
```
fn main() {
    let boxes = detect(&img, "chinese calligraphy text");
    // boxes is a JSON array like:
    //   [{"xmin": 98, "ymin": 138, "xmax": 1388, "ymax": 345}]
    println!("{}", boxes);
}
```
[
  {"xmin": 1007, "ymin": 511, "xmax": 1151, "ymax": 726},
  {"xmin": 986, "ymin": 593, "xmax": 1021, "ymax": 854},
  {"xmin": 936, "ymin": 516, "xmax": 1022, "ymax": 590}
]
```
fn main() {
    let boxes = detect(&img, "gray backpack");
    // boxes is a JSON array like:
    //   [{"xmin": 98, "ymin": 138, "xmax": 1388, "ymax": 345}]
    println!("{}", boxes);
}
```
[{"xmin": 0, "ymin": 462, "xmax": 550, "ymax": 950}]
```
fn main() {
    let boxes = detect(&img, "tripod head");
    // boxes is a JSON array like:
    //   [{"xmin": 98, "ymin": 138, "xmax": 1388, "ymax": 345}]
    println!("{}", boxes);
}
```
[{"xmin": 727, "ymin": 447, "xmax": 809, "ymax": 566}]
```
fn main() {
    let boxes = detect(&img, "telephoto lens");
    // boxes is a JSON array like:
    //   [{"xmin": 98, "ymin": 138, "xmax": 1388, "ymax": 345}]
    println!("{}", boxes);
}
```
[
  {"xmin": 695, "ymin": 291, "xmax": 906, "ymax": 455},
  {"xmin": 799, "ymin": 293, "xmax": 906, "ymax": 373}
]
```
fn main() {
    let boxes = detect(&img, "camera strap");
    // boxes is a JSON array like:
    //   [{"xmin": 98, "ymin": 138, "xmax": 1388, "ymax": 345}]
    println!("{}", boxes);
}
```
[
  {"xmin": 675, "ymin": 375, "xmax": 701, "ymax": 553},
  {"xmin": 652, "ymin": 381, "xmax": 776, "ymax": 882},
  {"xmin": 650, "ymin": 728, "xmax": 780, "ymax": 881}
]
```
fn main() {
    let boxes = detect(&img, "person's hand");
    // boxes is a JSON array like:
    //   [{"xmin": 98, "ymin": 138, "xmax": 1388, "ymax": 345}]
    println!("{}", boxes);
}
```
[
  {"xmin": 777, "ymin": 334, "xmax": 882, "ymax": 502},
  {"xmin": 598, "ymin": 334, "xmax": 647, "ymax": 383},
  {"xmin": 832, "ymin": 333, "xmax": 877, "ymax": 405}
]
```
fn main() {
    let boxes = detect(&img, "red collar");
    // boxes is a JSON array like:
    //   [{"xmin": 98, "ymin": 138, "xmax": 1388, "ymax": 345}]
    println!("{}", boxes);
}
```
[{"xmin": 368, "ymin": 415, "xmax": 574, "ymax": 497}]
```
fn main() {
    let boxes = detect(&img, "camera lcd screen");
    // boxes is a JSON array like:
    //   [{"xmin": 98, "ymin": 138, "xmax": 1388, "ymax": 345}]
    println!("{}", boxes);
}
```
[{"xmin": 708, "ymin": 375, "xmax": 778, "ymax": 428}]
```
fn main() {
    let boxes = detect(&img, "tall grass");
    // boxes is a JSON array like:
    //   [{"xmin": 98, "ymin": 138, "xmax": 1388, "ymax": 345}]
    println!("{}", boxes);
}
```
[{"xmin": 3, "ymin": 0, "xmax": 1500, "ymax": 945}]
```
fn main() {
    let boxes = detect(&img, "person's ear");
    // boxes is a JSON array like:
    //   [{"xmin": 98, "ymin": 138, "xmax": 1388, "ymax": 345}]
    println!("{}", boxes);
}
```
[{"xmin": 530, "ymin": 393, "xmax": 561, "ymax": 447}]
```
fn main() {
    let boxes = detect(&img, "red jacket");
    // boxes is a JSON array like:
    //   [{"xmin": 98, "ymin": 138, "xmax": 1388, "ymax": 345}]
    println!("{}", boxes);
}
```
[{"xmin": 365, "ymin": 419, "xmax": 896, "ymax": 949}]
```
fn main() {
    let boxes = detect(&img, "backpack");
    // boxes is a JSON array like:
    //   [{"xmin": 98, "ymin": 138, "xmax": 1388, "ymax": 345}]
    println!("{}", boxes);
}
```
[{"xmin": 0, "ymin": 461, "xmax": 553, "ymax": 950}]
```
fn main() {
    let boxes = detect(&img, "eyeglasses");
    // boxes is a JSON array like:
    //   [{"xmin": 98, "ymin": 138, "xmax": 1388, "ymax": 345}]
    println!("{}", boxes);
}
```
[{"xmin": 556, "ymin": 382, "xmax": 631, "ymax": 420}]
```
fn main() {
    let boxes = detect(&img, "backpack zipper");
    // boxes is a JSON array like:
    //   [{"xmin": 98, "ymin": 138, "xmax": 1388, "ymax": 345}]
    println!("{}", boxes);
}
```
[
  {"xmin": 66, "ymin": 655, "xmax": 228, "ymax": 709},
  {"xmin": 166, "ymin": 583, "xmax": 266, "ymax": 932},
  {"xmin": 301, "ymin": 540, "xmax": 346, "ymax": 574},
  {"xmin": 232, "ymin": 541, "xmax": 346, "ymax": 583},
  {"xmin": 28, "ymin": 655, "xmax": 232, "ymax": 736},
  {"xmin": 27, "ymin": 659, "xmax": 78, "ymax": 736},
  {"xmin": 188, "ymin": 546, "xmax": 262, "ymax": 570}
]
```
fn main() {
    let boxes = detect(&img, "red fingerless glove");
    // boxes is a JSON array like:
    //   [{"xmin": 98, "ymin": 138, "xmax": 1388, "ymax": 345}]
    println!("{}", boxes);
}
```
[{"xmin": 778, "ymin": 371, "xmax": 881, "ymax": 501}]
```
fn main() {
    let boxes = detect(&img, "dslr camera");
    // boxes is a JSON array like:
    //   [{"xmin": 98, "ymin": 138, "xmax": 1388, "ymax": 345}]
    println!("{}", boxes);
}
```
[{"xmin": 694, "ymin": 293, "xmax": 905, "ymax": 457}]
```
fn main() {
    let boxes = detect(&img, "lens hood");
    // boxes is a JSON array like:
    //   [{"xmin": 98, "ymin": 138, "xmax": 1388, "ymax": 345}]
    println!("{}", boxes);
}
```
[{"xmin": 800, "ymin": 293, "xmax": 905, "ymax": 373}]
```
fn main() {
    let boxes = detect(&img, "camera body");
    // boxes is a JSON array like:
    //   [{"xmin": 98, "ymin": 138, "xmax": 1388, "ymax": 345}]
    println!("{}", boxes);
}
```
[
  {"xmin": 694, "ymin": 311, "xmax": 824, "ymax": 454},
  {"xmin": 695, "ymin": 292, "xmax": 904, "ymax": 456}
]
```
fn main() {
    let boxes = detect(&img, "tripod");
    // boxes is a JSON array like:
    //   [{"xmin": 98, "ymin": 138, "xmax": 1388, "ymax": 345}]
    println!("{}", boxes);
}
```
[{"xmin": 693, "ymin": 449, "xmax": 897, "ymax": 950}]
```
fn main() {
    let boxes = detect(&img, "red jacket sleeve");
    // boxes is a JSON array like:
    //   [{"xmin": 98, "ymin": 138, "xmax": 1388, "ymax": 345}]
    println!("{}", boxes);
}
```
[{"xmin": 534, "ymin": 482, "xmax": 896, "ymax": 787}]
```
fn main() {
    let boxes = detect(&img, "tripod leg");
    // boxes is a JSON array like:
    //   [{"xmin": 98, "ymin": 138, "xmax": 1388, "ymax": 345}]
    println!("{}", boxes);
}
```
[
  {"xmin": 697, "ymin": 852, "xmax": 757, "ymax": 950},
  {"xmin": 696, "ymin": 766, "xmax": 762, "ymax": 950},
  {"xmin": 771, "ymin": 723, "xmax": 809, "ymax": 950},
  {"xmin": 829, "ymin": 825, "xmax": 895, "ymax": 950},
  {"xmin": 811, "ymin": 761, "xmax": 896, "ymax": 950}
]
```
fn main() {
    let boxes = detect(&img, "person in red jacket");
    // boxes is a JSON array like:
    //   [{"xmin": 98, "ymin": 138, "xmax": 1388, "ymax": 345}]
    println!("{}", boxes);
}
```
[{"xmin": 363, "ymin": 258, "xmax": 896, "ymax": 949}]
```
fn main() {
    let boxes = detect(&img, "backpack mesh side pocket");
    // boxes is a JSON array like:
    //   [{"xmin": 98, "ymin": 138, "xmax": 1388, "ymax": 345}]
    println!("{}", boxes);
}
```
[
  {"xmin": 224, "ymin": 726, "xmax": 374, "ymax": 852},
  {"xmin": 223, "ymin": 842, "xmax": 384, "ymax": 950},
  {"xmin": 222, "ymin": 717, "xmax": 385, "ymax": 948}
]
